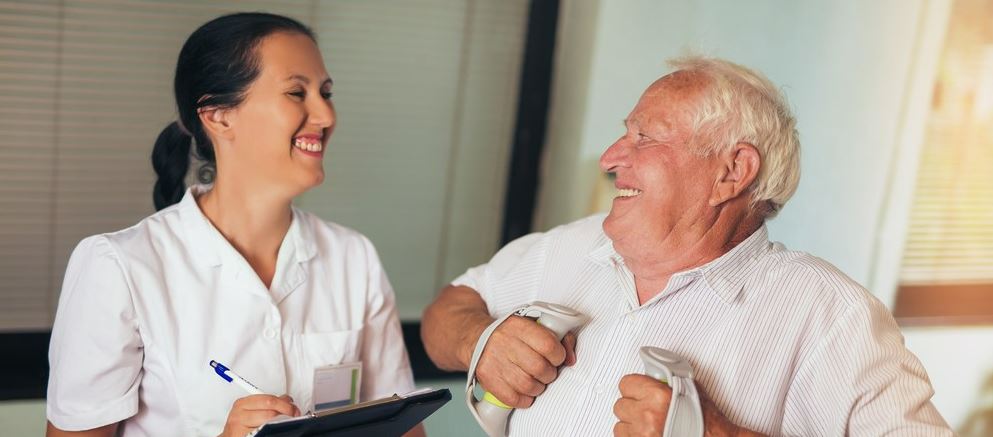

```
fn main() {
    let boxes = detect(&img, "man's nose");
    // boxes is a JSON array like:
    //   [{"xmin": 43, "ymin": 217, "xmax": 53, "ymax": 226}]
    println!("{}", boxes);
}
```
[{"xmin": 599, "ymin": 138, "xmax": 628, "ymax": 172}]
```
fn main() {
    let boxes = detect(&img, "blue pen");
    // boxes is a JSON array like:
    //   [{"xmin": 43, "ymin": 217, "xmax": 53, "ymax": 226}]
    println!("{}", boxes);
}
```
[{"xmin": 210, "ymin": 360, "xmax": 264, "ymax": 395}]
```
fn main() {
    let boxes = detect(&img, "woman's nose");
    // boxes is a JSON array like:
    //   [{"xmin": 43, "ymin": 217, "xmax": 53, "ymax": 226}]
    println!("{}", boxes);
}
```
[{"xmin": 309, "ymin": 99, "xmax": 335, "ymax": 129}]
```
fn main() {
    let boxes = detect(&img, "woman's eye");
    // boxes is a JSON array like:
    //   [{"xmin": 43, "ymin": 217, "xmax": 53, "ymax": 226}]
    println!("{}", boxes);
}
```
[
  {"xmin": 289, "ymin": 90, "xmax": 306, "ymax": 99},
  {"xmin": 321, "ymin": 91, "xmax": 333, "ymax": 100}
]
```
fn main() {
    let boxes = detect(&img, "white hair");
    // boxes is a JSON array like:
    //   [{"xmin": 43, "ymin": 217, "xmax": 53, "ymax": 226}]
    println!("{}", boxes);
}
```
[{"xmin": 667, "ymin": 55, "xmax": 801, "ymax": 218}]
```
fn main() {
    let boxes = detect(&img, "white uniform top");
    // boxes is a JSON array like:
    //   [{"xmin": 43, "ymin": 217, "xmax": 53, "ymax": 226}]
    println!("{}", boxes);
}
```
[
  {"xmin": 47, "ymin": 187, "xmax": 415, "ymax": 436},
  {"xmin": 453, "ymin": 214, "xmax": 952, "ymax": 436}
]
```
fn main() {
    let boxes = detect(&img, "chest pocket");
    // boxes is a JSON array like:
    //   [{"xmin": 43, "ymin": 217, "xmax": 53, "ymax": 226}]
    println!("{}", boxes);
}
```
[{"xmin": 297, "ymin": 328, "xmax": 363, "ymax": 368}]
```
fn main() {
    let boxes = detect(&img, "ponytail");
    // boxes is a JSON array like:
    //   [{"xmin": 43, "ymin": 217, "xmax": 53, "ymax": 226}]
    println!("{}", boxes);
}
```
[{"xmin": 151, "ymin": 121, "xmax": 192, "ymax": 211}]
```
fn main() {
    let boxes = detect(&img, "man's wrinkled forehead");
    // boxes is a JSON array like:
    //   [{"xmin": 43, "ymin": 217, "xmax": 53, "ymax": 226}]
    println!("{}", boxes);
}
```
[
  {"xmin": 643, "ymin": 70, "xmax": 709, "ymax": 98},
  {"xmin": 627, "ymin": 71, "xmax": 707, "ymax": 134}
]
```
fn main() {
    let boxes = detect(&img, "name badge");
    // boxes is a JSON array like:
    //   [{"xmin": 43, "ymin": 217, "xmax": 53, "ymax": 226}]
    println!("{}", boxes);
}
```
[{"xmin": 312, "ymin": 361, "xmax": 362, "ymax": 411}]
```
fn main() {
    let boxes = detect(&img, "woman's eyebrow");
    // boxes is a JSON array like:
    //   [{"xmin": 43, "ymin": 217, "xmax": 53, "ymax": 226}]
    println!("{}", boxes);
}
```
[{"xmin": 285, "ymin": 75, "xmax": 334, "ymax": 87}]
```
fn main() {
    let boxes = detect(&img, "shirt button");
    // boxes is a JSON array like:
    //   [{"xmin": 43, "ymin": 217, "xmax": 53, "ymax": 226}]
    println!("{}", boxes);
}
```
[
  {"xmin": 593, "ymin": 385, "xmax": 603, "ymax": 394},
  {"xmin": 264, "ymin": 328, "xmax": 277, "ymax": 339}
]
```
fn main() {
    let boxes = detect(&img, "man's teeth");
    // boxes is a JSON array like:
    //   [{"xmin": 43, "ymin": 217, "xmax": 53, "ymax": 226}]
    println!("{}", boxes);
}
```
[
  {"xmin": 616, "ymin": 188, "xmax": 642, "ymax": 198},
  {"xmin": 293, "ymin": 138, "xmax": 323, "ymax": 152}
]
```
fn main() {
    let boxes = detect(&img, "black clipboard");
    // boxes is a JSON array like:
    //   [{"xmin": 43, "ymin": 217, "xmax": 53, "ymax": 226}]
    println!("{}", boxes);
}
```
[{"xmin": 253, "ymin": 388, "xmax": 451, "ymax": 437}]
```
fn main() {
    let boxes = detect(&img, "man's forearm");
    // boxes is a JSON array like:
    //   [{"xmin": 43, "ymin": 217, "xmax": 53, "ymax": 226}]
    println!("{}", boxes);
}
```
[{"xmin": 421, "ymin": 285, "xmax": 494, "ymax": 371}]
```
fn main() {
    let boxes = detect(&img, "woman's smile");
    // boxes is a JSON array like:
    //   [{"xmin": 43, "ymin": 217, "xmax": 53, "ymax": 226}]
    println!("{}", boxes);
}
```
[{"xmin": 292, "ymin": 134, "xmax": 324, "ymax": 157}]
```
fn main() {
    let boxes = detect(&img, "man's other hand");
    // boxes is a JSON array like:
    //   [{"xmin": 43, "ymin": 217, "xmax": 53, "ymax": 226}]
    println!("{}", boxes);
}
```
[
  {"xmin": 475, "ymin": 315, "xmax": 578, "ymax": 409},
  {"xmin": 612, "ymin": 374, "xmax": 764, "ymax": 437}
]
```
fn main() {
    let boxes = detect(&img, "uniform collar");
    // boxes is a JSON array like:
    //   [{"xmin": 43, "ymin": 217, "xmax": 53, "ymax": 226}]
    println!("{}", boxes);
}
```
[
  {"xmin": 178, "ymin": 186, "xmax": 318, "ymax": 268},
  {"xmin": 270, "ymin": 207, "xmax": 316, "ymax": 303},
  {"xmin": 178, "ymin": 186, "xmax": 223, "ymax": 267},
  {"xmin": 288, "ymin": 207, "xmax": 318, "ymax": 264},
  {"xmin": 587, "ymin": 224, "xmax": 771, "ymax": 305}
]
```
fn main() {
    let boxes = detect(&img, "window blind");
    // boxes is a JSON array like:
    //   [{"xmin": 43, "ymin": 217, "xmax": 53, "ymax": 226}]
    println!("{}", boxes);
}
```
[
  {"xmin": 0, "ymin": 0, "xmax": 529, "ymax": 330},
  {"xmin": 899, "ymin": 0, "xmax": 993, "ymax": 286}
]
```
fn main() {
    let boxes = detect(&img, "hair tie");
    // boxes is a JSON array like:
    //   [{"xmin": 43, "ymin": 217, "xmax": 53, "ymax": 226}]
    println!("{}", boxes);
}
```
[{"xmin": 175, "ymin": 120, "xmax": 193, "ymax": 137}]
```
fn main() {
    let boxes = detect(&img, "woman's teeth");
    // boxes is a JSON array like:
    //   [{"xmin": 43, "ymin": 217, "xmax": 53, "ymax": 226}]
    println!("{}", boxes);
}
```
[
  {"xmin": 293, "ymin": 138, "xmax": 323, "ymax": 152},
  {"xmin": 617, "ymin": 188, "xmax": 642, "ymax": 198}
]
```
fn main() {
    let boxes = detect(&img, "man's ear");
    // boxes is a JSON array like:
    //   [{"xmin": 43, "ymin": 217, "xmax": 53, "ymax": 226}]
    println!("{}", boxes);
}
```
[
  {"xmin": 709, "ymin": 142, "xmax": 761, "ymax": 207},
  {"xmin": 198, "ymin": 106, "xmax": 234, "ymax": 142}
]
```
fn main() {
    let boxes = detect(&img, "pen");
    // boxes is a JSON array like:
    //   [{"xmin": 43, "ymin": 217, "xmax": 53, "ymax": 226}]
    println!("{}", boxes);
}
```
[{"xmin": 210, "ymin": 360, "xmax": 263, "ymax": 395}]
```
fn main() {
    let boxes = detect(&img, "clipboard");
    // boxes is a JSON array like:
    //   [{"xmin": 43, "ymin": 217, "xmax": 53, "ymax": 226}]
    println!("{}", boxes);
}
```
[{"xmin": 253, "ymin": 388, "xmax": 451, "ymax": 437}]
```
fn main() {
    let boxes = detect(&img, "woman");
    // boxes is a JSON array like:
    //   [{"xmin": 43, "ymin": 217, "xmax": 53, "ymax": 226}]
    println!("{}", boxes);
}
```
[{"xmin": 45, "ymin": 13, "xmax": 424, "ymax": 437}]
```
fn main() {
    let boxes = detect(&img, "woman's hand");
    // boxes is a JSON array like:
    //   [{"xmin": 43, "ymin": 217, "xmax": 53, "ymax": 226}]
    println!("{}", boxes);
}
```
[{"xmin": 219, "ymin": 394, "xmax": 300, "ymax": 437}]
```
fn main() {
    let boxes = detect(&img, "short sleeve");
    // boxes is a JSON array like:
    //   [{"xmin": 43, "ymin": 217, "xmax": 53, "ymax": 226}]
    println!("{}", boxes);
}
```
[
  {"xmin": 782, "ymin": 297, "xmax": 953, "ymax": 436},
  {"xmin": 47, "ymin": 236, "xmax": 143, "ymax": 431},
  {"xmin": 449, "ymin": 232, "xmax": 546, "ymax": 313},
  {"xmin": 357, "ymin": 236, "xmax": 416, "ymax": 401}
]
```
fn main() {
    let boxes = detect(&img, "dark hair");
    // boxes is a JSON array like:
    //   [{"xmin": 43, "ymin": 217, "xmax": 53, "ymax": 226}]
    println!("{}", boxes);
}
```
[{"xmin": 151, "ymin": 12, "xmax": 315, "ymax": 211}]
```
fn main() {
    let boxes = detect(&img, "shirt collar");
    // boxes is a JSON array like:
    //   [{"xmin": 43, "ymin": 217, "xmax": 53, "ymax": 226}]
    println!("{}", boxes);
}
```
[
  {"xmin": 697, "ymin": 225, "xmax": 771, "ymax": 304},
  {"xmin": 587, "ymin": 232, "xmax": 619, "ymax": 266},
  {"xmin": 587, "ymin": 224, "xmax": 772, "ymax": 305}
]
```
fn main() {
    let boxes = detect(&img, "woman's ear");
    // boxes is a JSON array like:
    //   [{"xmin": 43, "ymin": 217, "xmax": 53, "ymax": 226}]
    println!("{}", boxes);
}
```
[
  {"xmin": 198, "ymin": 106, "xmax": 235, "ymax": 142},
  {"xmin": 709, "ymin": 143, "xmax": 761, "ymax": 207}
]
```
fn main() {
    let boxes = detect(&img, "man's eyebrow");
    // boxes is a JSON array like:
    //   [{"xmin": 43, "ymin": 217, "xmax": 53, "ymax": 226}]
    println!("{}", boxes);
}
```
[{"xmin": 285, "ymin": 75, "xmax": 334, "ymax": 87}]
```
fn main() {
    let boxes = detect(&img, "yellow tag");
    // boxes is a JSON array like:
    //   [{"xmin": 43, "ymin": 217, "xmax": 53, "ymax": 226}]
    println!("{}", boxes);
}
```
[{"xmin": 483, "ymin": 391, "xmax": 513, "ymax": 409}]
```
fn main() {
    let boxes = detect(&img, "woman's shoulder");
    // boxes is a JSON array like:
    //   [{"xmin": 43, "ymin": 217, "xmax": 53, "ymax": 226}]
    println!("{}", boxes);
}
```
[{"xmin": 76, "ymin": 201, "xmax": 190, "ymax": 263}]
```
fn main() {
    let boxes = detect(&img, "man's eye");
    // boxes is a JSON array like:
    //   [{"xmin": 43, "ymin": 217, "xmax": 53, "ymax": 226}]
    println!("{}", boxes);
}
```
[{"xmin": 636, "ymin": 134, "xmax": 663, "ymax": 149}]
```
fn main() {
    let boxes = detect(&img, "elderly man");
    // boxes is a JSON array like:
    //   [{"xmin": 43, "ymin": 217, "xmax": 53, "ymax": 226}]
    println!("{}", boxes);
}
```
[{"xmin": 421, "ymin": 56, "xmax": 951, "ymax": 436}]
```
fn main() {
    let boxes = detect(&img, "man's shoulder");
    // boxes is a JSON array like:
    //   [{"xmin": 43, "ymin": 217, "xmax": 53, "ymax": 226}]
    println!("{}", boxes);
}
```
[
  {"xmin": 484, "ymin": 213, "xmax": 607, "ymax": 277},
  {"xmin": 757, "ymin": 245, "xmax": 875, "ymax": 310},
  {"xmin": 539, "ymin": 213, "xmax": 608, "ymax": 247}
]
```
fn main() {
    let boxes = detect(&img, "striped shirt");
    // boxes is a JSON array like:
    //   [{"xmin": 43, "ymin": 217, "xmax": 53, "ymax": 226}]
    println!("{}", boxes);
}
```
[{"xmin": 452, "ymin": 214, "xmax": 952, "ymax": 436}]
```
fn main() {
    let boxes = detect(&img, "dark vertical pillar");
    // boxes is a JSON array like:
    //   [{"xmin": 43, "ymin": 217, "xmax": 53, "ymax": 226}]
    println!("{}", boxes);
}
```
[{"xmin": 500, "ymin": 0, "xmax": 561, "ymax": 245}]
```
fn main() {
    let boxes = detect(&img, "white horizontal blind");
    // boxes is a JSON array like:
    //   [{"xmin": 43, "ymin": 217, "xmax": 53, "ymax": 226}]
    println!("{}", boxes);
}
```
[
  {"xmin": 0, "ymin": 0, "xmax": 60, "ymax": 331},
  {"xmin": 0, "ymin": 0, "xmax": 528, "ymax": 330},
  {"xmin": 0, "ymin": 0, "xmax": 318, "ymax": 331},
  {"xmin": 298, "ymin": 0, "xmax": 528, "ymax": 319},
  {"xmin": 899, "ymin": 0, "xmax": 993, "ymax": 285}
]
